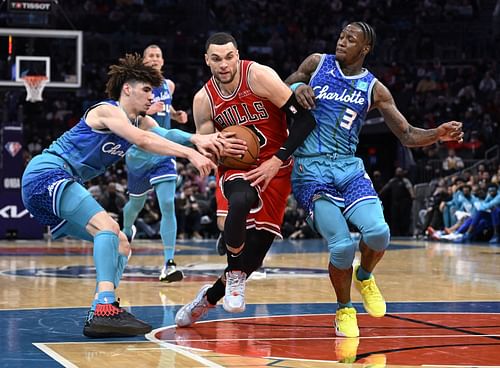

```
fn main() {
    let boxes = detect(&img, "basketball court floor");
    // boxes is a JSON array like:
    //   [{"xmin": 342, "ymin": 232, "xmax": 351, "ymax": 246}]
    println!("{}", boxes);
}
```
[{"xmin": 0, "ymin": 236, "xmax": 499, "ymax": 367}]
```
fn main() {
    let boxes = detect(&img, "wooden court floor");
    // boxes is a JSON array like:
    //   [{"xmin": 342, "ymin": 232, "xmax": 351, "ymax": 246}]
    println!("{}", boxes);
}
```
[{"xmin": 0, "ymin": 236, "xmax": 499, "ymax": 367}]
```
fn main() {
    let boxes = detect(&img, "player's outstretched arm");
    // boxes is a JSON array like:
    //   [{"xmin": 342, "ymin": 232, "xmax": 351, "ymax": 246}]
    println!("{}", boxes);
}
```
[
  {"xmin": 140, "ymin": 114, "xmax": 224, "ymax": 160},
  {"xmin": 373, "ymin": 81, "xmax": 463, "ymax": 147},
  {"xmin": 89, "ymin": 105, "xmax": 216, "ymax": 177}
]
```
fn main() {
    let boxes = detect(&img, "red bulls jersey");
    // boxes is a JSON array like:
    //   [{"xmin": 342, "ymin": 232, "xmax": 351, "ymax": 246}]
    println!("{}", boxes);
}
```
[{"xmin": 204, "ymin": 60, "xmax": 289, "ymax": 167}]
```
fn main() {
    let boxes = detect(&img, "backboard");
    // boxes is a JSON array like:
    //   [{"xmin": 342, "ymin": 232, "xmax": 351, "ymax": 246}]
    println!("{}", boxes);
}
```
[{"xmin": 0, "ymin": 28, "xmax": 82, "ymax": 88}]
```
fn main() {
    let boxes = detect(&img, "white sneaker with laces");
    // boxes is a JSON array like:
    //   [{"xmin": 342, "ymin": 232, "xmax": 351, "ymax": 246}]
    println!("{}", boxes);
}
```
[
  {"xmin": 175, "ymin": 284, "xmax": 214, "ymax": 327},
  {"xmin": 223, "ymin": 270, "xmax": 247, "ymax": 313}
]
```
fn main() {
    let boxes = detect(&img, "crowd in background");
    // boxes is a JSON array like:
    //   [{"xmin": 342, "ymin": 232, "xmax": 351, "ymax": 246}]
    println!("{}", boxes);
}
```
[{"xmin": 1, "ymin": 0, "xmax": 500, "ymax": 240}]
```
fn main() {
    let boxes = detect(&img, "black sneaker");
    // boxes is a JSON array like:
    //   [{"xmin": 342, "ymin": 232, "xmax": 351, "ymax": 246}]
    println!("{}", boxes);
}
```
[
  {"xmin": 159, "ymin": 259, "xmax": 184, "ymax": 282},
  {"xmin": 83, "ymin": 301, "xmax": 152, "ymax": 338},
  {"xmin": 216, "ymin": 233, "xmax": 226, "ymax": 256}
]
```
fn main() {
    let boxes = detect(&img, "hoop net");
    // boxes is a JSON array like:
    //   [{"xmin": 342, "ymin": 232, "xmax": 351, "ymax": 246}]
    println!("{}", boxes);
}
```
[{"xmin": 22, "ymin": 76, "xmax": 49, "ymax": 102}]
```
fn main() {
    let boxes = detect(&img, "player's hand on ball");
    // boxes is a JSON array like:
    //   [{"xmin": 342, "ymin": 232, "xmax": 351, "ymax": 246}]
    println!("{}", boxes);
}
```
[
  {"xmin": 220, "ymin": 130, "xmax": 248, "ymax": 157},
  {"xmin": 244, "ymin": 156, "xmax": 283, "ymax": 192},
  {"xmin": 191, "ymin": 132, "xmax": 224, "ymax": 160}
]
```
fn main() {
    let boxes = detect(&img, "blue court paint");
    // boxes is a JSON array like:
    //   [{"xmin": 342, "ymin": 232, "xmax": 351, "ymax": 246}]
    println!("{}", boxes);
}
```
[{"xmin": 1, "ymin": 302, "xmax": 499, "ymax": 368}]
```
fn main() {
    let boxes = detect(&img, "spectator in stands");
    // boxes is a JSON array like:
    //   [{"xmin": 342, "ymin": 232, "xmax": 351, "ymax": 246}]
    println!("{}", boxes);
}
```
[
  {"xmin": 491, "ymin": 165, "xmax": 500, "ymax": 185},
  {"xmin": 427, "ymin": 182, "xmax": 481, "ymax": 241},
  {"xmin": 371, "ymin": 170, "xmax": 385, "ymax": 193},
  {"xmin": 379, "ymin": 167, "xmax": 415, "ymax": 236},
  {"xmin": 478, "ymin": 70, "xmax": 497, "ymax": 101},
  {"xmin": 455, "ymin": 183, "xmax": 500, "ymax": 243},
  {"xmin": 135, "ymin": 195, "xmax": 161, "ymax": 239},
  {"xmin": 439, "ymin": 176, "xmax": 466, "ymax": 228},
  {"xmin": 98, "ymin": 182, "xmax": 127, "ymax": 223},
  {"xmin": 177, "ymin": 185, "xmax": 203, "ymax": 240},
  {"xmin": 442, "ymin": 148, "xmax": 464, "ymax": 175}
]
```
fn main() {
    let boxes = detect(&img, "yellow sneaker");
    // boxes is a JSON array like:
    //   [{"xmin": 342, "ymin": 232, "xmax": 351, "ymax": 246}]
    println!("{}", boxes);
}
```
[
  {"xmin": 363, "ymin": 353, "xmax": 387, "ymax": 368},
  {"xmin": 335, "ymin": 336, "xmax": 360, "ymax": 363},
  {"xmin": 353, "ymin": 265, "xmax": 386, "ymax": 317},
  {"xmin": 335, "ymin": 307, "xmax": 359, "ymax": 337}
]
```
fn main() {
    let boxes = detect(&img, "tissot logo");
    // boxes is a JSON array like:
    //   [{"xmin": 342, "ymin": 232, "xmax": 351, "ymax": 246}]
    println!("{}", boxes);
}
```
[
  {"xmin": 0, "ymin": 205, "xmax": 30, "ymax": 219},
  {"xmin": 9, "ymin": 1, "xmax": 52, "ymax": 11}
]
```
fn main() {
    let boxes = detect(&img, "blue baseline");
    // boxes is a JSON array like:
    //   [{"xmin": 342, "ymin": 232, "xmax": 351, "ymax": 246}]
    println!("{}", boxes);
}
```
[{"xmin": 0, "ymin": 301, "xmax": 499, "ymax": 368}]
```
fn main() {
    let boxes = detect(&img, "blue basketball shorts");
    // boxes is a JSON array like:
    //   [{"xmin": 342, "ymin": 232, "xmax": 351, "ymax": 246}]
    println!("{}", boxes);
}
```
[
  {"xmin": 291, "ymin": 155, "xmax": 378, "ymax": 215},
  {"xmin": 126, "ymin": 154, "xmax": 177, "ymax": 196},
  {"xmin": 22, "ymin": 154, "xmax": 103, "ymax": 237}
]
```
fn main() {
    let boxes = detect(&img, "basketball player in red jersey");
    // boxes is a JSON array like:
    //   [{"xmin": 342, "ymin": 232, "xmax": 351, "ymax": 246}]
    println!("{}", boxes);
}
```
[{"xmin": 175, "ymin": 32, "xmax": 317, "ymax": 326}]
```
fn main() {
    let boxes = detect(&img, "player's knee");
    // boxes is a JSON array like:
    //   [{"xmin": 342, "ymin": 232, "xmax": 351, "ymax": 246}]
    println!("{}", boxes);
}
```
[
  {"xmin": 158, "ymin": 196, "xmax": 175, "ymax": 212},
  {"xmin": 228, "ymin": 191, "xmax": 257, "ymax": 213},
  {"xmin": 106, "ymin": 220, "xmax": 121, "ymax": 235},
  {"xmin": 118, "ymin": 231, "xmax": 131, "ymax": 256},
  {"xmin": 328, "ymin": 237, "xmax": 356, "ymax": 270},
  {"xmin": 361, "ymin": 222, "xmax": 390, "ymax": 251}
]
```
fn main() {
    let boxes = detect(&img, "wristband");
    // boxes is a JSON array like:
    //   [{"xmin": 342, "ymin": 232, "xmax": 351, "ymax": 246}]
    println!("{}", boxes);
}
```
[
  {"xmin": 290, "ymin": 82, "xmax": 306, "ymax": 92},
  {"xmin": 150, "ymin": 126, "xmax": 193, "ymax": 146}
]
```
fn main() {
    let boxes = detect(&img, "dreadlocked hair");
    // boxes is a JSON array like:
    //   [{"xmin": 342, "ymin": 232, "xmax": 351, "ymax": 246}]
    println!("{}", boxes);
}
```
[
  {"xmin": 105, "ymin": 53, "xmax": 163, "ymax": 100},
  {"xmin": 352, "ymin": 21, "xmax": 376, "ymax": 53}
]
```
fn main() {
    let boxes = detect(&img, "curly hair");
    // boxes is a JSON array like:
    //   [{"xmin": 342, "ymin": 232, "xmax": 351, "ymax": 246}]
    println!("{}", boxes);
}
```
[{"xmin": 105, "ymin": 53, "xmax": 163, "ymax": 100}]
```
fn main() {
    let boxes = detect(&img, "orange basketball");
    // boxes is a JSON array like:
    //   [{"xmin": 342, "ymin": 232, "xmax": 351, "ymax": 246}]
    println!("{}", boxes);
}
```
[{"xmin": 220, "ymin": 125, "xmax": 260, "ymax": 170}]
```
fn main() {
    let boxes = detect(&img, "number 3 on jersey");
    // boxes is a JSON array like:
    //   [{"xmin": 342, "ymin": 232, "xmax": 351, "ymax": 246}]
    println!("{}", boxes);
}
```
[{"xmin": 340, "ymin": 108, "xmax": 357, "ymax": 130}]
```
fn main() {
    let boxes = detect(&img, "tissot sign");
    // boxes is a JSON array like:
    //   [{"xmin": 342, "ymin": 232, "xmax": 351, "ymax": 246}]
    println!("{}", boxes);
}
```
[
  {"xmin": 8, "ymin": 0, "xmax": 52, "ymax": 12},
  {"xmin": 0, "ymin": 126, "xmax": 43, "ymax": 239}
]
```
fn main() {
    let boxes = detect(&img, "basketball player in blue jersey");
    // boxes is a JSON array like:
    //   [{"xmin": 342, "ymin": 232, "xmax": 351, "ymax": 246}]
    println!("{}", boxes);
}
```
[
  {"xmin": 285, "ymin": 22, "xmax": 463, "ymax": 338},
  {"xmin": 122, "ymin": 44, "xmax": 189, "ymax": 283},
  {"xmin": 21, "ymin": 54, "xmax": 225, "ymax": 338}
]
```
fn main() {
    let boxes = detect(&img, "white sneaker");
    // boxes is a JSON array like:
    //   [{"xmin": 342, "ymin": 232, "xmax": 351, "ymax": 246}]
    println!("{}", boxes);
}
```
[
  {"xmin": 175, "ymin": 284, "xmax": 214, "ymax": 327},
  {"xmin": 223, "ymin": 270, "xmax": 246, "ymax": 313},
  {"xmin": 159, "ymin": 260, "xmax": 184, "ymax": 282},
  {"xmin": 124, "ymin": 225, "xmax": 137, "ymax": 243}
]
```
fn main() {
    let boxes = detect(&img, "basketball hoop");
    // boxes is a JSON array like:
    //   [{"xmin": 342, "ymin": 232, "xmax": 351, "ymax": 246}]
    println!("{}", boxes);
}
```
[{"xmin": 21, "ymin": 76, "xmax": 49, "ymax": 102}]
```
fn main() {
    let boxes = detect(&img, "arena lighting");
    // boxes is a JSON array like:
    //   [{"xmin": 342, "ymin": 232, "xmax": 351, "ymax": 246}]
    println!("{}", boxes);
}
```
[{"xmin": 8, "ymin": 0, "xmax": 52, "ymax": 12}]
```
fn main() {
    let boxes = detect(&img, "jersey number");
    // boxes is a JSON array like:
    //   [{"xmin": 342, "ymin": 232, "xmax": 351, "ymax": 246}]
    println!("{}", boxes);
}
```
[
  {"xmin": 340, "ymin": 108, "xmax": 357, "ymax": 130},
  {"xmin": 247, "ymin": 125, "xmax": 267, "ymax": 147}
]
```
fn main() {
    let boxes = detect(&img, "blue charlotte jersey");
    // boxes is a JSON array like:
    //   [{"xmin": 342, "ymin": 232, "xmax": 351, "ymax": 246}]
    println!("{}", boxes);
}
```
[
  {"xmin": 294, "ymin": 54, "xmax": 377, "ymax": 157},
  {"xmin": 151, "ymin": 79, "xmax": 172, "ymax": 129},
  {"xmin": 44, "ymin": 100, "xmax": 134, "ymax": 182}
]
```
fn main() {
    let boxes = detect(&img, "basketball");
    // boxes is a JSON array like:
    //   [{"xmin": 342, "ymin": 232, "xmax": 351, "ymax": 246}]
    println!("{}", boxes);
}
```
[{"xmin": 219, "ymin": 125, "xmax": 260, "ymax": 170}]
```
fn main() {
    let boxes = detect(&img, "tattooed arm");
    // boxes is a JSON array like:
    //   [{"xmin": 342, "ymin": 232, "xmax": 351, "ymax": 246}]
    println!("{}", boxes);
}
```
[
  {"xmin": 284, "ymin": 53, "xmax": 322, "ymax": 84},
  {"xmin": 284, "ymin": 53, "xmax": 322, "ymax": 110},
  {"xmin": 372, "ymin": 81, "xmax": 463, "ymax": 147}
]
